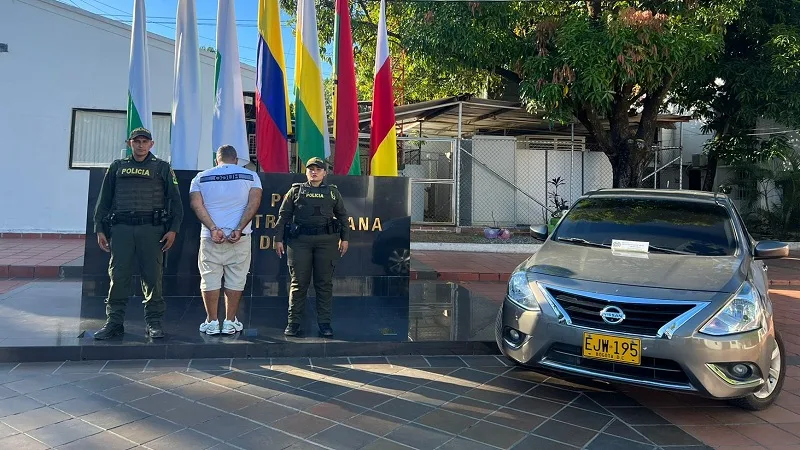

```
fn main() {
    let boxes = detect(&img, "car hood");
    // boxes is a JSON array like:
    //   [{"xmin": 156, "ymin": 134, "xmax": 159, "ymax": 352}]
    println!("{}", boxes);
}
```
[{"xmin": 522, "ymin": 241, "xmax": 747, "ymax": 293}]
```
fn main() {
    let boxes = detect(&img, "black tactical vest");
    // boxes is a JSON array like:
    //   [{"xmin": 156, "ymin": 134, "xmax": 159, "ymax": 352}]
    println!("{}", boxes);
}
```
[
  {"xmin": 293, "ymin": 183, "xmax": 336, "ymax": 226},
  {"xmin": 112, "ymin": 156, "xmax": 165, "ymax": 212}
]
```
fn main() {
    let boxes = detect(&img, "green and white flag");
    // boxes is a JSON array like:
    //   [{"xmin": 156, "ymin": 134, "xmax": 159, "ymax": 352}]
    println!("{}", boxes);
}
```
[
  {"xmin": 170, "ymin": 0, "xmax": 202, "ymax": 169},
  {"xmin": 212, "ymin": 0, "xmax": 249, "ymax": 166},
  {"xmin": 127, "ymin": 0, "xmax": 153, "ymax": 156}
]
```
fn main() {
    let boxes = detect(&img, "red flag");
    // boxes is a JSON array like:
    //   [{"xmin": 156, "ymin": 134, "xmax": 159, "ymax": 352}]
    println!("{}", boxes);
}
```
[
  {"xmin": 333, "ymin": 0, "xmax": 360, "ymax": 175},
  {"xmin": 369, "ymin": 0, "xmax": 397, "ymax": 176}
]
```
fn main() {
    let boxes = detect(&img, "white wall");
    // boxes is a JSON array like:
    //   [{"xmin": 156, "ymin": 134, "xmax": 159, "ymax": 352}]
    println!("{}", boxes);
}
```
[
  {"xmin": 471, "ymin": 136, "xmax": 517, "ymax": 226},
  {"xmin": 660, "ymin": 119, "xmax": 712, "ymax": 164},
  {"xmin": 0, "ymin": 0, "xmax": 256, "ymax": 233}
]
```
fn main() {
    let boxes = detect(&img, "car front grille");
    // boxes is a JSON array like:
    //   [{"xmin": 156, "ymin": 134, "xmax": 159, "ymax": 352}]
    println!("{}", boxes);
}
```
[
  {"xmin": 543, "ymin": 343, "xmax": 692, "ymax": 387},
  {"xmin": 546, "ymin": 287, "xmax": 696, "ymax": 337}
]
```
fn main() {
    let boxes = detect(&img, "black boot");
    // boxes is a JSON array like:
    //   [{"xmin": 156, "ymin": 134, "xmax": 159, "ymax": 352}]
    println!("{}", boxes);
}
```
[
  {"xmin": 146, "ymin": 323, "xmax": 165, "ymax": 339},
  {"xmin": 284, "ymin": 323, "xmax": 300, "ymax": 336},
  {"xmin": 94, "ymin": 323, "xmax": 124, "ymax": 340},
  {"xmin": 318, "ymin": 323, "xmax": 334, "ymax": 338}
]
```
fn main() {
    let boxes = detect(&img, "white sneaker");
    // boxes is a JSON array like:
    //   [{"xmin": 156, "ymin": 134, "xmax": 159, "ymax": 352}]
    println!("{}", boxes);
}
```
[
  {"xmin": 221, "ymin": 319, "xmax": 239, "ymax": 335},
  {"xmin": 200, "ymin": 320, "xmax": 220, "ymax": 335},
  {"xmin": 231, "ymin": 317, "xmax": 243, "ymax": 332}
]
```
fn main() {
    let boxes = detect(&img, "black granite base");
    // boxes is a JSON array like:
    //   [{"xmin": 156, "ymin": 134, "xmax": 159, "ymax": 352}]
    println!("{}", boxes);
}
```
[{"xmin": 0, "ymin": 280, "xmax": 502, "ymax": 363}]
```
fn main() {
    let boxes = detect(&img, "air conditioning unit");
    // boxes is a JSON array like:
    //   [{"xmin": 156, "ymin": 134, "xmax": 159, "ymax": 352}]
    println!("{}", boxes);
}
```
[{"xmin": 692, "ymin": 154, "xmax": 708, "ymax": 167}]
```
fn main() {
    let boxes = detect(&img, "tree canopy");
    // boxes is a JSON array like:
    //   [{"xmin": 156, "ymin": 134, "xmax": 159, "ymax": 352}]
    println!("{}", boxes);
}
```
[
  {"xmin": 671, "ymin": 0, "xmax": 800, "ymax": 190},
  {"xmin": 282, "ymin": 1, "xmax": 754, "ymax": 187}
]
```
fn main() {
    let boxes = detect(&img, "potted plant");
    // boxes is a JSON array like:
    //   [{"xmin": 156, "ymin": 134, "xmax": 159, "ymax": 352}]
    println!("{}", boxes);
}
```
[{"xmin": 547, "ymin": 177, "xmax": 569, "ymax": 233}]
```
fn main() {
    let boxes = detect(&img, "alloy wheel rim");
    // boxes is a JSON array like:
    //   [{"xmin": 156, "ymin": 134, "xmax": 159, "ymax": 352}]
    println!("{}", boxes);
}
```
[
  {"xmin": 388, "ymin": 249, "xmax": 410, "ymax": 275},
  {"xmin": 753, "ymin": 344, "xmax": 781, "ymax": 399}
]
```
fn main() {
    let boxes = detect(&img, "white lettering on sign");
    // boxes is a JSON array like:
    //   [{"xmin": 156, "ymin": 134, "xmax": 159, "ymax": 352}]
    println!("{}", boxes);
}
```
[{"xmin": 611, "ymin": 239, "xmax": 649, "ymax": 253}]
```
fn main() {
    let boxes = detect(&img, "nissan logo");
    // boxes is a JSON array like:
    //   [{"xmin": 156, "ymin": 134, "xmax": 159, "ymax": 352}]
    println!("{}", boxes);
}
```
[{"xmin": 599, "ymin": 306, "xmax": 626, "ymax": 325}]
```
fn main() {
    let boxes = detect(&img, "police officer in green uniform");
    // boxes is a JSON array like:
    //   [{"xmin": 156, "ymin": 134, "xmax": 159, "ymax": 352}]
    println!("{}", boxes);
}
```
[
  {"xmin": 275, "ymin": 157, "xmax": 349, "ymax": 337},
  {"xmin": 93, "ymin": 127, "xmax": 184, "ymax": 339}
]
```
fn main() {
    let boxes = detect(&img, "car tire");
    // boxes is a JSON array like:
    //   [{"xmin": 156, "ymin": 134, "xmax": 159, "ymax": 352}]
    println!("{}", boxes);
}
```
[{"xmin": 728, "ymin": 330, "xmax": 786, "ymax": 411}]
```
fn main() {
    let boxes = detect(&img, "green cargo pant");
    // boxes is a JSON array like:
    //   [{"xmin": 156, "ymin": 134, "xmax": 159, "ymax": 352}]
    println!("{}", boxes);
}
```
[
  {"xmin": 106, "ymin": 223, "xmax": 166, "ymax": 325},
  {"xmin": 287, "ymin": 233, "xmax": 340, "ymax": 325}
]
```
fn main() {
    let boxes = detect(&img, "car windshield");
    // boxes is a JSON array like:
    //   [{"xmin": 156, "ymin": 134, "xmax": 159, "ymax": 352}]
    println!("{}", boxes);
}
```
[{"xmin": 551, "ymin": 197, "xmax": 738, "ymax": 256}]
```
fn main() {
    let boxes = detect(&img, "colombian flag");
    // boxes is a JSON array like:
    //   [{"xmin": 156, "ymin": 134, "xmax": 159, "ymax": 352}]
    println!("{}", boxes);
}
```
[
  {"xmin": 332, "ymin": 0, "xmax": 360, "ymax": 175},
  {"xmin": 294, "ymin": 0, "xmax": 330, "ymax": 166},
  {"xmin": 369, "ymin": 0, "xmax": 397, "ymax": 176},
  {"xmin": 256, "ymin": 0, "xmax": 291, "ymax": 172}
]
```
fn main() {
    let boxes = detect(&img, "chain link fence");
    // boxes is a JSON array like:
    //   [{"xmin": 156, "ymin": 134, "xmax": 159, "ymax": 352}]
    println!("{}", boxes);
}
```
[
  {"xmin": 457, "ymin": 137, "xmax": 613, "ymax": 228},
  {"xmin": 353, "ymin": 136, "xmax": 685, "ymax": 228},
  {"xmin": 644, "ymin": 145, "xmax": 684, "ymax": 190}
]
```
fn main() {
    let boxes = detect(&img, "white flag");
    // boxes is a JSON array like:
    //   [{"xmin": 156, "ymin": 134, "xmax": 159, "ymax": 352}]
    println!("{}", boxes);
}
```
[
  {"xmin": 127, "ymin": 0, "xmax": 152, "ymax": 153},
  {"xmin": 212, "ymin": 0, "xmax": 249, "ymax": 166},
  {"xmin": 170, "ymin": 0, "xmax": 202, "ymax": 169}
]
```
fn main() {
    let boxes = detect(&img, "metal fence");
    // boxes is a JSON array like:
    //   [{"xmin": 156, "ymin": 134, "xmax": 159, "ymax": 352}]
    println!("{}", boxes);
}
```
[
  {"xmin": 354, "ymin": 136, "xmax": 683, "ymax": 227},
  {"xmin": 644, "ymin": 145, "xmax": 684, "ymax": 190},
  {"xmin": 455, "ymin": 137, "xmax": 614, "ymax": 227}
]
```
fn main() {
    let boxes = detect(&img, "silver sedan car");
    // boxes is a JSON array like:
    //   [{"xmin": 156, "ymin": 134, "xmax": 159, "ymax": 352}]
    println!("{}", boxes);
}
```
[{"xmin": 496, "ymin": 189, "xmax": 789, "ymax": 410}]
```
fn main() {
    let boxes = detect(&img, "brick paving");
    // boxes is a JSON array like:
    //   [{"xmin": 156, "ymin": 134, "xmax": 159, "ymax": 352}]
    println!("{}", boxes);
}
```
[
  {"xmin": 412, "ymin": 251, "xmax": 524, "ymax": 282},
  {"xmin": 456, "ymin": 281, "xmax": 800, "ymax": 449},
  {"xmin": 0, "ymin": 357, "xmax": 711, "ymax": 450},
  {"xmin": 2, "ymin": 236, "xmax": 800, "ymax": 285},
  {"xmin": 0, "ymin": 238, "xmax": 83, "ymax": 279},
  {"xmin": 3, "ymin": 236, "xmax": 800, "ymax": 448}
]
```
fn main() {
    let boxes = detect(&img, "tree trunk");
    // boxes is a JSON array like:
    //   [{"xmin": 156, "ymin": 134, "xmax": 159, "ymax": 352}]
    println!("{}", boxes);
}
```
[
  {"xmin": 609, "ymin": 141, "xmax": 646, "ymax": 188},
  {"xmin": 703, "ymin": 150, "xmax": 718, "ymax": 191}
]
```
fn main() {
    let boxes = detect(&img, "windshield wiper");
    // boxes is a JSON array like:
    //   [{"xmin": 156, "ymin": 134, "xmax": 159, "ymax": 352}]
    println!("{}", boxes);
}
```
[
  {"xmin": 647, "ymin": 245, "xmax": 695, "ymax": 255},
  {"xmin": 557, "ymin": 237, "xmax": 696, "ymax": 255},
  {"xmin": 555, "ymin": 237, "xmax": 611, "ymax": 249}
]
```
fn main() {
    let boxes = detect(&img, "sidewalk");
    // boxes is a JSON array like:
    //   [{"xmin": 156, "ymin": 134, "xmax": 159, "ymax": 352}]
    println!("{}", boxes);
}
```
[
  {"xmin": 2, "ymin": 236, "xmax": 800, "ymax": 286},
  {"xmin": 0, "ymin": 237, "xmax": 84, "ymax": 279}
]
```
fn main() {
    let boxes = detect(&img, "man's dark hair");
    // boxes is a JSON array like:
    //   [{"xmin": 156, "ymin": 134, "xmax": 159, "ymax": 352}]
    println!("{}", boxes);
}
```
[{"xmin": 217, "ymin": 145, "xmax": 238, "ymax": 163}]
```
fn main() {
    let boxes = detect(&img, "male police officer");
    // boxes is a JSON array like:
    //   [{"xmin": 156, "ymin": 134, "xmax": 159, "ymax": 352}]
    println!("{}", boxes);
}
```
[
  {"xmin": 93, "ymin": 127, "xmax": 184, "ymax": 339},
  {"xmin": 275, "ymin": 157, "xmax": 349, "ymax": 337}
]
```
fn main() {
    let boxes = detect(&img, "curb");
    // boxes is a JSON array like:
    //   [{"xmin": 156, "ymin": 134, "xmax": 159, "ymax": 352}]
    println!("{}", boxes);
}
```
[{"xmin": 411, "ymin": 243, "xmax": 543, "ymax": 253}]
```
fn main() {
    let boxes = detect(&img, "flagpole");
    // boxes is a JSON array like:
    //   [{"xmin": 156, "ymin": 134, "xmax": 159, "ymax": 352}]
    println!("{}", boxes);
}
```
[
  {"xmin": 170, "ymin": 0, "xmax": 202, "ymax": 170},
  {"xmin": 127, "ymin": 0, "xmax": 153, "ymax": 157}
]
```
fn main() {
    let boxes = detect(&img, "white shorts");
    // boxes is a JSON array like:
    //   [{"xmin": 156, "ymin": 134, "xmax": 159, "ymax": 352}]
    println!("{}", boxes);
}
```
[{"xmin": 198, "ymin": 234, "xmax": 252, "ymax": 291}]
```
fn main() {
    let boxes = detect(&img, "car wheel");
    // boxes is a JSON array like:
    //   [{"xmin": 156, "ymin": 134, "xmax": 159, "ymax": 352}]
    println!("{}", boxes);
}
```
[
  {"xmin": 385, "ymin": 247, "xmax": 410, "ymax": 275},
  {"xmin": 729, "ymin": 330, "xmax": 786, "ymax": 411}
]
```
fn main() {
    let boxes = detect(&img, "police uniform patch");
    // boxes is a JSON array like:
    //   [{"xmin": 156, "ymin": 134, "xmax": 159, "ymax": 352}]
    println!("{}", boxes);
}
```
[{"xmin": 171, "ymin": 169, "xmax": 178, "ymax": 185}]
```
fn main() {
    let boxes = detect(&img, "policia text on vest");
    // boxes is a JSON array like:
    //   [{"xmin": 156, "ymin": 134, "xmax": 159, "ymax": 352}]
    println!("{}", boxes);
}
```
[{"xmin": 92, "ymin": 129, "xmax": 184, "ymax": 341}]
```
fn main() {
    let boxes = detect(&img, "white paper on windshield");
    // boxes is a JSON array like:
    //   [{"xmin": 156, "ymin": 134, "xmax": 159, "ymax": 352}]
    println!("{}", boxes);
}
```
[{"xmin": 611, "ymin": 239, "xmax": 649, "ymax": 253}]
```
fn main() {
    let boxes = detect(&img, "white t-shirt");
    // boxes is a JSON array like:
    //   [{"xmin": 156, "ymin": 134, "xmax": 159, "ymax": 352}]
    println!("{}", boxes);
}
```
[{"xmin": 189, "ymin": 164, "xmax": 262, "ymax": 238}]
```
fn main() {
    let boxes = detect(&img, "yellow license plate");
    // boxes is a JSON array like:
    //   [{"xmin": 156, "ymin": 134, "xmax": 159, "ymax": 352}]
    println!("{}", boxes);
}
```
[{"xmin": 582, "ymin": 332, "xmax": 641, "ymax": 365}]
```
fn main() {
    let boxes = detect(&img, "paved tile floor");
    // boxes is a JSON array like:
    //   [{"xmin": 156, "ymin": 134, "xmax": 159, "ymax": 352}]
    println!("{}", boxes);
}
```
[{"xmin": 0, "ymin": 357, "xmax": 711, "ymax": 450}]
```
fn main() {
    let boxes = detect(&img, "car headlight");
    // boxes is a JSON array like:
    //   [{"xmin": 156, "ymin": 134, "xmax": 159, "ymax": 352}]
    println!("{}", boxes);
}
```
[
  {"xmin": 507, "ymin": 271, "xmax": 540, "ymax": 311},
  {"xmin": 700, "ymin": 281, "xmax": 764, "ymax": 336}
]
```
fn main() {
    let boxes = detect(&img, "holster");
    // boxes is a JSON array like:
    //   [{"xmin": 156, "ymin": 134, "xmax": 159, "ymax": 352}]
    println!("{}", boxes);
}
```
[{"xmin": 101, "ymin": 214, "xmax": 113, "ymax": 239}]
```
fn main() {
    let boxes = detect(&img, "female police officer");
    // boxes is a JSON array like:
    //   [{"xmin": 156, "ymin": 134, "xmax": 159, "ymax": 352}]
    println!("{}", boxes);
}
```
[{"xmin": 274, "ymin": 157, "xmax": 349, "ymax": 337}]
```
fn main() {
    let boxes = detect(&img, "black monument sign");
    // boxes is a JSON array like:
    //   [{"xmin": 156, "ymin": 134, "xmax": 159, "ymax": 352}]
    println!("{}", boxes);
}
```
[{"xmin": 80, "ymin": 169, "xmax": 411, "ymax": 345}]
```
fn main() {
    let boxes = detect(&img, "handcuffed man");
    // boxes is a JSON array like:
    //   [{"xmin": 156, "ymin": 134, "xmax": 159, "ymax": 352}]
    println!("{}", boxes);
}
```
[{"xmin": 189, "ymin": 145, "xmax": 262, "ymax": 335}]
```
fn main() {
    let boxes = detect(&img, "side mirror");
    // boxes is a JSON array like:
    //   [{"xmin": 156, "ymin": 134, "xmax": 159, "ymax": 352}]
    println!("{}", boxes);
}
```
[
  {"xmin": 530, "ymin": 225, "xmax": 549, "ymax": 241},
  {"xmin": 754, "ymin": 241, "xmax": 789, "ymax": 260}
]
